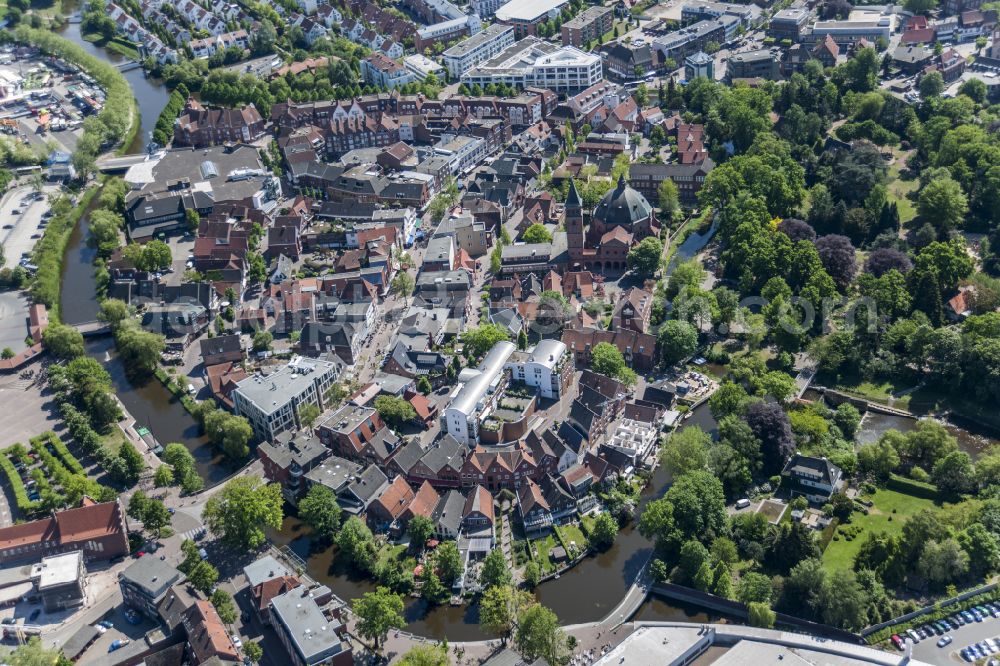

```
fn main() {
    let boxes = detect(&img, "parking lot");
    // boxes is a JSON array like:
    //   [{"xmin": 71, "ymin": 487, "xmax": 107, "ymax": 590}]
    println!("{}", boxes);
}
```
[
  {"xmin": 1, "ymin": 183, "xmax": 56, "ymax": 269},
  {"xmin": 907, "ymin": 604, "xmax": 1000, "ymax": 664}
]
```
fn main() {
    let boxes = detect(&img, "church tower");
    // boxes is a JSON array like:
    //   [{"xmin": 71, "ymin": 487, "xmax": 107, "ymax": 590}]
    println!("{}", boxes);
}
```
[{"xmin": 565, "ymin": 178, "xmax": 585, "ymax": 265}]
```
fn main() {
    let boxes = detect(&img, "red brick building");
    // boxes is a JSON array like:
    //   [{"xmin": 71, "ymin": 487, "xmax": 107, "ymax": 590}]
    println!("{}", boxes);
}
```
[{"xmin": 0, "ymin": 498, "xmax": 129, "ymax": 564}]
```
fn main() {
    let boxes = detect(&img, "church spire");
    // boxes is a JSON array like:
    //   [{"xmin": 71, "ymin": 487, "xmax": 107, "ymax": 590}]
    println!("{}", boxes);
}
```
[{"xmin": 566, "ymin": 178, "xmax": 582, "ymax": 208}]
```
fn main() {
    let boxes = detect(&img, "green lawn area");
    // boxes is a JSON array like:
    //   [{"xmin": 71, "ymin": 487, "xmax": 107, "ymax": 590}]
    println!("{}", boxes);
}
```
[
  {"xmin": 822, "ymin": 488, "xmax": 937, "ymax": 572},
  {"xmin": 559, "ymin": 524, "xmax": 587, "ymax": 555},
  {"xmin": 531, "ymin": 535, "xmax": 559, "ymax": 574},
  {"xmin": 81, "ymin": 32, "xmax": 142, "ymax": 61},
  {"xmin": 886, "ymin": 154, "xmax": 919, "ymax": 225}
]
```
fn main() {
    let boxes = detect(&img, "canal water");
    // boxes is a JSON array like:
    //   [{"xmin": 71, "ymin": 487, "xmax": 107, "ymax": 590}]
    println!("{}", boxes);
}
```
[
  {"xmin": 268, "ymin": 402, "xmax": 725, "ymax": 640},
  {"xmin": 53, "ymin": 11, "xmax": 221, "ymax": 480}
]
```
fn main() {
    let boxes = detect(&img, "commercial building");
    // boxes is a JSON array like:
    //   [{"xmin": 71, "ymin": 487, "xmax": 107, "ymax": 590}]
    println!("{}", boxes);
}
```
[
  {"xmin": 505, "ymin": 339, "xmax": 573, "ymax": 399},
  {"xmin": 471, "ymin": 0, "xmax": 506, "ymax": 17},
  {"xmin": 462, "ymin": 38, "xmax": 603, "ymax": 93},
  {"xmin": 32, "ymin": 550, "xmax": 86, "ymax": 612},
  {"xmin": 120, "ymin": 557, "xmax": 185, "ymax": 619},
  {"xmin": 0, "ymin": 498, "xmax": 130, "ymax": 564},
  {"xmin": 233, "ymin": 355, "xmax": 340, "ymax": 442},
  {"xmin": 768, "ymin": 7, "xmax": 811, "ymax": 42},
  {"xmin": 124, "ymin": 144, "xmax": 281, "ymax": 240},
  {"xmin": 681, "ymin": 1, "xmax": 762, "ymax": 31},
  {"xmin": 811, "ymin": 17, "xmax": 893, "ymax": 45},
  {"xmin": 443, "ymin": 24, "xmax": 516, "ymax": 79},
  {"xmin": 403, "ymin": 54, "xmax": 446, "ymax": 81},
  {"xmin": 270, "ymin": 587, "xmax": 352, "ymax": 666},
  {"xmin": 684, "ymin": 51, "xmax": 714, "ymax": 79},
  {"xmin": 653, "ymin": 17, "xmax": 737, "ymax": 62},
  {"xmin": 495, "ymin": 0, "xmax": 570, "ymax": 37},
  {"xmin": 416, "ymin": 14, "xmax": 483, "ymax": 51},
  {"xmin": 725, "ymin": 48, "xmax": 782, "ymax": 81},
  {"xmin": 445, "ymin": 341, "xmax": 517, "ymax": 445},
  {"xmin": 561, "ymin": 6, "xmax": 614, "ymax": 47},
  {"xmin": 434, "ymin": 212, "xmax": 494, "ymax": 257}
]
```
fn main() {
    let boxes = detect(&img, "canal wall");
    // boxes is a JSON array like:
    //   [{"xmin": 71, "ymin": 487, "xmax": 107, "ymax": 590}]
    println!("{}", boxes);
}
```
[
  {"xmin": 650, "ymin": 582, "xmax": 864, "ymax": 644},
  {"xmin": 811, "ymin": 386, "xmax": 916, "ymax": 418}
]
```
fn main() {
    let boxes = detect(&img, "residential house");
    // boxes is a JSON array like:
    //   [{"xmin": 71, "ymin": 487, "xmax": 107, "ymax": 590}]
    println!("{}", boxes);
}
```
[{"xmin": 781, "ymin": 453, "xmax": 844, "ymax": 503}]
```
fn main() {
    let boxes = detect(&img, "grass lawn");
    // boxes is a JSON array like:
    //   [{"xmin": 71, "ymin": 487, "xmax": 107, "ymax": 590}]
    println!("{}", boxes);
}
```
[
  {"xmin": 531, "ymin": 535, "xmax": 559, "ymax": 574},
  {"xmin": 820, "ymin": 374, "xmax": 914, "ymax": 410},
  {"xmin": 886, "ymin": 154, "xmax": 919, "ymax": 225},
  {"xmin": 81, "ymin": 32, "xmax": 142, "ymax": 61},
  {"xmin": 559, "ymin": 524, "xmax": 587, "ymax": 555},
  {"xmin": 822, "ymin": 488, "xmax": 937, "ymax": 572}
]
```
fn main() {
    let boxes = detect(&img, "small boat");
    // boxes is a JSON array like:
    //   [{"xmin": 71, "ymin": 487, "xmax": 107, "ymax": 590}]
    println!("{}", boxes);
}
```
[
  {"xmin": 136, "ymin": 426, "xmax": 163, "ymax": 455},
  {"xmin": 682, "ymin": 411, "xmax": 693, "ymax": 420}
]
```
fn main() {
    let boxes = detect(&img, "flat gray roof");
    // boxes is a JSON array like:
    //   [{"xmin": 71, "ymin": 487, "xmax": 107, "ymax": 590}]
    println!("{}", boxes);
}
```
[
  {"xmin": 270, "ymin": 587, "xmax": 350, "ymax": 663},
  {"xmin": 243, "ymin": 555, "xmax": 291, "ymax": 589},
  {"xmin": 444, "ymin": 24, "xmax": 514, "ymax": 59},
  {"xmin": 234, "ymin": 357, "xmax": 337, "ymax": 416}
]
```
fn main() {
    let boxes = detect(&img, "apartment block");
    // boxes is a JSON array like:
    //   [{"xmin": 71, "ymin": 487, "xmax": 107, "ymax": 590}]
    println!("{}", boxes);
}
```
[
  {"xmin": 561, "ymin": 6, "xmax": 614, "ymax": 48},
  {"xmin": 444, "ymin": 24, "xmax": 516, "ymax": 79}
]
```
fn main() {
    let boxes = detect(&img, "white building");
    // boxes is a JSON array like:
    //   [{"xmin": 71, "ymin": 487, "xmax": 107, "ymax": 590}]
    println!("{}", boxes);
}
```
[
  {"xmin": 811, "ymin": 17, "xmax": 893, "ymax": 45},
  {"xmin": 233, "ymin": 356, "xmax": 340, "ymax": 442},
  {"xmin": 607, "ymin": 417, "xmax": 658, "ymax": 463},
  {"xmin": 418, "ymin": 14, "xmax": 483, "ymax": 45},
  {"xmin": 404, "ymin": 54, "xmax": 446, "ymax": 82},
  {"xmin": 461, "ymin": 38, "xmax": 602, "ymax": 92},
  {"xmin": 505, "ymin": 339, "xmax": 570, "ymax": 399},
  {"xmin": 360, "ymin": 53, "xmax": 415, "ymax": 89},
  {"xmin": 443, "ymin": 24, "xmax": 516, "ymax": 79},
  {"xmin": 435, "ymin": 134, "xmax": 487, "ymax": 175},
  {"xmin": 471, "ymin": 0, "xmax": 506, "ymax": 18},
  {"xmin": 445, "ymin": 341, "xmax": 516, "ymax": 445}
]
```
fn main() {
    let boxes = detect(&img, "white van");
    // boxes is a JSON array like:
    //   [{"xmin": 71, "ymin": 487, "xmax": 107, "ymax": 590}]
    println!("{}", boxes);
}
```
[{"xmin": 735, "ymin": 498, "xmax": 751, "ymax": 510}]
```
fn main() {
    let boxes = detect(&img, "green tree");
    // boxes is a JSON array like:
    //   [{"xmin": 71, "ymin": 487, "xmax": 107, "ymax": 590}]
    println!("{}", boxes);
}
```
[
  {"xmin": 42, "ymin": 324, "xmax": 85, "ymax": 359},
  {"xmin": 918, "ymin": 70, "xmax": 944, "ymax": 99},
  {"xmin": 516, "ymin": 603, "xmax": 567, "ymax": 665},
  {"xmin": 153, "ymin": 465, "xmax": 174, "ymax": 488},
  {"xmin": 658, "ymin": 179, "xmax": 680, "ymax": 218},
  {"xmin": 252, "ymin": 330, "xmax": 273, "ymax": 352},
  {"xmin": 479, "ymin": 584, "xmax": 533, "ymax": 645},
  {"xmin": 189, "ymin": 560, "xmax": 220, "ymax": 594},
  {"xmin": 98, "ymin": 298, "xmax": 130, "ymax": 330},
  {"xmin": 337, "ymin": 517, "xmax": 378, "ymax": 573},
  {"xmin": 114, "ymin": 324, "xmax": 165, "ymax": 376},
  {"xmin": 434, "ymin": 541, "xmax": 463, "ymax": 584},
  {"xmin": 590, "ymin": 341, "xmax": 637, "ymax": 385},
  {"xmin": 298, "ymin": 485, "xmax": 342, "ymax": 542},
  {"xmin": 590, "ymin": 512, "xmax": 618, "ymax": 550},
  {"xmin": 243, "ymin": 642, "xmax": 263, "ymax": 665},
  {"xmin": 7, "ymin": 637, "xmax": 73, "ymax": 666},
  {"xmin": 480, "ymin": 548, "xmax": 512, "ymax": 589},
  {"xmin": 658, "ymin": 319, "xmax": 698, "ymax": 366},
  {"xmin": 298, "ymin": 403, "xmax": 321, "ymax": 429},
  {"xmin": 417, "ymin": 376, "xmax": 432, "ymax": 395},
  {"xmin": 398, "ymin": 645, "xmax": 450, "ymax": 666},
  {"xmin": 709, "ymin": 382, "xmax": 751, "ymax": 419},
  {"xmin": 627, "ymin": 236, "xmax": 663, "ymax": 279},
  {"xmin": 421, "ymin": 568, "xmax": 449, "ymax": 605},
  {"xmin": 374, "ymin": 395, "xmax": 417, "ymax": 428},
  {"xmin": 352, "ymin": 587, "xmax": 406, "ymax": 651},
  {"xmin": 917, "ymin": 175, "xmax": 968, "ymax": 232},
  {"xmin": 523, "ymin": 561, "xmax": 541, "ymax": 588},
  {"xmin": 737, "ymin": 572, "xmax": 773, "ymax": 603},
  {"xmin": 202, "ymin": 476, "xmax": 283, "ymax": 550},
  {"xmin": 819, "ymin": 569, "xmax": 869, "ymax": 631},
  {"xmin": 660, "ymin": 426, "xmax": 709, "ymax": 477},
  {"xmin": 142, "ymin": 499, "xmax": 172, "ymax": 536},
  {"xmin": 462, "ymin": 324, "xmax": 511, "ymax": 358},
  {"xmin": 748, "ymin": 602, "xmax": 776, "ymax": 628},
  {"xmin": 391, "ymin": 271, "xmax": 415, "ymax": 298},
  {"xmin": 522, "ymin": 223, "xmax": 552, "ymax": 244},
  {"xmin": 408, "ymin": 515, "xmax": 435, "ymax": 551}
]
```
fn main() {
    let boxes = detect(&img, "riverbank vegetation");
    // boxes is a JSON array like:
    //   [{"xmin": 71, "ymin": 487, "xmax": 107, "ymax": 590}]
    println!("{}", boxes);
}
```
[{"xmin": 3, "ymin": 25, "xmax": 138, "ymax": 173}]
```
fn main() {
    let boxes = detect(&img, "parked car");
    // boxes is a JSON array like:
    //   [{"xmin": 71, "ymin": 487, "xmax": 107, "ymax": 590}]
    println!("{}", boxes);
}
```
[
  {"xmin": 1, "ymin": 618, "xmax": 15, "ymax": 625},
  {"xmin": 98, "ymin": 620, "xmax": 113, "ymax": 629},
  {"xmin": 108, "ymin": 639, "xmax": 130, "ymax": 652},
  {"xmin": 94, "ymin": 625, "xmax": 107, "ymax": 634},
  {"xmin": 28, "ymin": 609, "xmax": 40, "ymax": 622},
  {"xmin": 891, "ymin": 634, "xmax": 905, "ymax": 650},
  {"xmin": 938, "ymin": 635, "xmax": 953, "ymax": 648},
  {"xmin": 735, "ymin": 498, "xmax": 751, "ymax": 509},
  {"xmin": 231, "ymin": 634, "xmax": 242, "ymax": 649}
]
